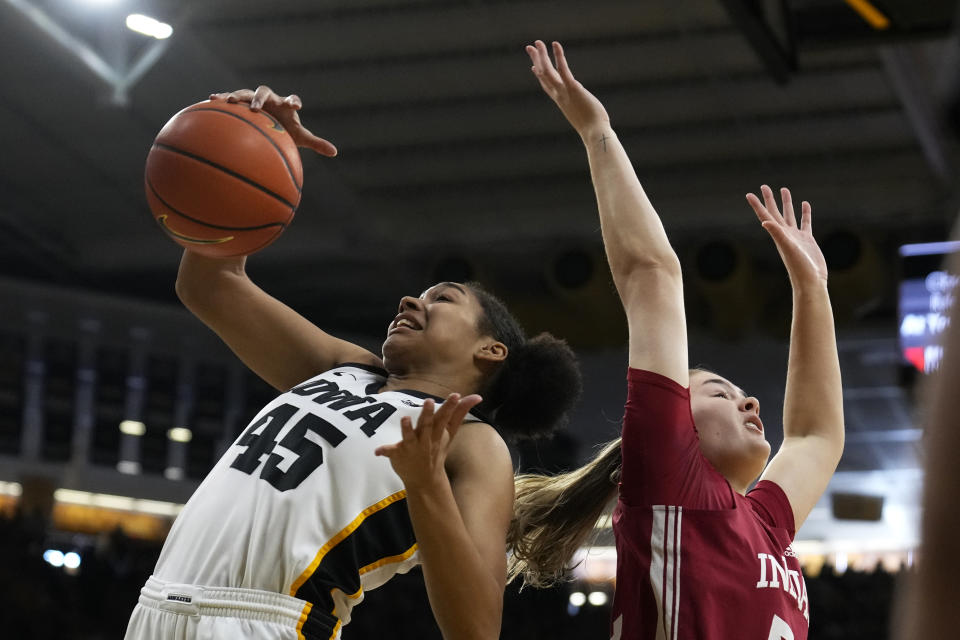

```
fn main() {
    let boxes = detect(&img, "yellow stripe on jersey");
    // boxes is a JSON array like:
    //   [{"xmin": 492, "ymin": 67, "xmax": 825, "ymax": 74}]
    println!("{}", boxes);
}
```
[
  {"xmin": 322, "ymin": 544, "xmax": 417, "ymax": 625},
  {"xmin": 290, "ymin": 490, "xmax": 408, "ymax": 596},
  {"xmin": 324, "ymin": 545, "xmax": 419, "ymax": 619},
  {"xmin": 359, "ymin": 542, "xmax": 418, "ymax": 576},
  {"xmin": 327, "ymin": 619, "xmax": 341, "ymax": 640},
  {"xmin": 330, "ymin": 584, "xmax": 364, "ymax": 617},
  {"xmin": 296, "ymin": 602, "xmax": 312, "ymax": 640}
]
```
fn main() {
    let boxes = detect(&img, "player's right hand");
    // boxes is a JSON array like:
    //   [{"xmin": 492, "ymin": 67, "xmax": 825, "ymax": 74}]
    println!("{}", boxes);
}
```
[
  {"xmin": 374, "ymin": 393, "xmax": 483, "ymax": 491},
  {"xmin": 210, "ymin": 85, "xmax": 338, "ymax": 157}
]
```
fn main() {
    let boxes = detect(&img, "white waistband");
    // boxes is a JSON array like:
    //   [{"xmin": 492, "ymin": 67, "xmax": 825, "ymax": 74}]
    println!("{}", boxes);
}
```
[{"xmin": 139, "ymin": 575, "xmax": 311, "ymax": 626}]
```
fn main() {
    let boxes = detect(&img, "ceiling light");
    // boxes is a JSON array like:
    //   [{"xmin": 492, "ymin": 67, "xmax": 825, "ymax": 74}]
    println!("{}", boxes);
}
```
[
  {"xmin": 117, "ymin": 460, "xmax": 141, "ymax": 474},
  {"xmin": 167, "ymin": 427, "xmax": 192, "ymax": 443},
  {"xmin": 126, "ymin": 14, "xmax": 173, "ymax": 39},
  {"xmin": 0, "ymin": 481, "xmax": 22, "ymax": 497},
  {"xmin": 164, "ymin": 467, "xmax": 185, "ymax": 480},
  {"xmin": 91, "ymin": 494, "xmax": 135, "ymax": 510},
  {"xmin": 43, "ymin": 549, "xmax": 64, "ymax": 567},
  {"xmin": 119, "ymin": 420, "xmax": 145, "ymax": 436},
  {"xmin": 54, "ymin": 489, "xmax": 184, "ymax": 516}
]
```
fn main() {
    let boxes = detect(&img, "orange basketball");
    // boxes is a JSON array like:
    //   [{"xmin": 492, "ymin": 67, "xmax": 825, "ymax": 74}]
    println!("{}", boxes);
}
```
[{"xmin": 144, "ymin": 100, "xmax": 303, "ymax": 257}]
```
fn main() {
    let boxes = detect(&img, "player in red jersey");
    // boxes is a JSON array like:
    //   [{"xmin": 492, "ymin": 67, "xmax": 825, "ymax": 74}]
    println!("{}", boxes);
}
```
[{"xmin": 509, "ymin": 41, "xmax": 845, "ymax": 640}]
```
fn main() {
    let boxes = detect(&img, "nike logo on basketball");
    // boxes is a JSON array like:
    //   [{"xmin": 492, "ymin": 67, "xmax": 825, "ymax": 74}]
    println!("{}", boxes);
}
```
[{"xmin": 156, "ymin": 215, "xmax": 233, "ymax": 245}]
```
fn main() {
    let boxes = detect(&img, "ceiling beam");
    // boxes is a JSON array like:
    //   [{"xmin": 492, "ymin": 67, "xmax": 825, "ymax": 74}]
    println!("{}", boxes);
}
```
[
  {"xmin": 194, "ymin": 1, "xmax": 730, "ymax": 67},
  {"xmin": 2, "ymin": 0, "xmax": 176, "ymax": 106},
  {"xmin": 879, "ymin": 44, "xmax": 955, "ymax": 182},
  {"xmin": 716, "ymin": 0, "xmax": 796, "ymax": 84}
]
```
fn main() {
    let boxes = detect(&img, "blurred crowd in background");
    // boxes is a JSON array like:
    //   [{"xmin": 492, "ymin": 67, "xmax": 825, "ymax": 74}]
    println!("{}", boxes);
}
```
[{"xmin": 0, "ymin": 509, "xmax": 900, "ymax": 639}]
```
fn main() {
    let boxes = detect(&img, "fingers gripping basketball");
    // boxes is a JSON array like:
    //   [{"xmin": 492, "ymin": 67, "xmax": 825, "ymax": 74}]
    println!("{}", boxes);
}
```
[{"xmin": 144, "ymin": 100, "xmax": 303, "ymax": 257}]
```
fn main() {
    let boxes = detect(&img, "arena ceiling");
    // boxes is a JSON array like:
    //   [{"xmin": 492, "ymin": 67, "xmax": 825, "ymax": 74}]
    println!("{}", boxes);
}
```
[
  {"xmin": 1, "ymin": 0, "xmax": 957, "ymax": 542},
  {"xmin": 1, "ymin": 0, "xmax": 957, "ymax": 336}
]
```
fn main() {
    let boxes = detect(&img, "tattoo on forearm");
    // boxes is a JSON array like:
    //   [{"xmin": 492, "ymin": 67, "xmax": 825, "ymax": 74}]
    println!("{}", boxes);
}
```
[{"xmin": 600, "ymin": 134, "xmax": 608, "ymax": 152}]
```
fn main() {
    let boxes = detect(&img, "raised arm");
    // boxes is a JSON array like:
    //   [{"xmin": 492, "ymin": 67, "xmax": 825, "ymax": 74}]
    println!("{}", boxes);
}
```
[
  {"xmin": 526, "ymin": 41, "xmax": 688, "ymax": 385},
  {"xmin": 176, "ymin": 87, "xmax": 380, "ymax": 391},
  {"xmin": 176, "ymin": 252, "xmax": 380, "ymax": 391},
  {"xmin": 750, "ymin": 187, "xmax": 844, "ymax": 529}
]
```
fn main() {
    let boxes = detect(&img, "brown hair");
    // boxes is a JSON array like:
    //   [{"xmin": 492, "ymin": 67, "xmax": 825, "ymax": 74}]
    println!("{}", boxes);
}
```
[{"xmin": 507, "ymin": 438, "xmax": 622, "ymax": 587}]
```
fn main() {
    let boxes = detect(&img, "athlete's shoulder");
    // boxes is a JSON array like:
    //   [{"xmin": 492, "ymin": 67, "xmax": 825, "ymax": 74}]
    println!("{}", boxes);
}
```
[
  {"xmin": 744, "ymin": 480, "xmax": 796, "ymax": 533},
  {"xmin": 627, "ymin": 367, "xmax": 690, "ymax": 400},
  {"xmin": 446, "ymin": 422, "xmax": 511, "ymax": 476}
]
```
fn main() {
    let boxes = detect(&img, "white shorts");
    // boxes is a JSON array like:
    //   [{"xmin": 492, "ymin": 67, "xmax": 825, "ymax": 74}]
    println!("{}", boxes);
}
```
[{"xmin": 125, "ymin": 575, "xmax": 339, "ymax": 640}]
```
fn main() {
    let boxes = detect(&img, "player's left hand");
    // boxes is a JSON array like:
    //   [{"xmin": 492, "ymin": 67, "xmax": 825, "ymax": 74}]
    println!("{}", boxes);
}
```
[
  {"xmin": 525, "ymin": 40, "xmax": 610, "ymax": 140},
  {"xmin": 374, "ymin": 393, "xmax": 482, "ymax": 490},
  {"xmin": 746, "ymin": 185, "xmax": 828, "ymax": 288}
]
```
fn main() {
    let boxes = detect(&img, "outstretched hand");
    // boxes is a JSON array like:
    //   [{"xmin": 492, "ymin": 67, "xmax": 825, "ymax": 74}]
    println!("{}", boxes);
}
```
[
  {"xmin": 374, "ymin": 393, "xmax": 482, "ymax": 490},
  {"xmin": 746, "ymin": 186, "xmax": 828, "ymax": 287},
  {"xmin": 210, "ymin": 85, "xmax": 338, "ymax": 157},
  {"xmin": 525, "ymin": 40, "xmax": 610, "ymax": 138}
]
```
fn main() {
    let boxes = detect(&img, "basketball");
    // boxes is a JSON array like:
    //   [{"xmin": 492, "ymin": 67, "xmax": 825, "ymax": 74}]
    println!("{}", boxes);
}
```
[{"xmin": 144, "ymin": 100, "xmax": 303, "ymax": 257}]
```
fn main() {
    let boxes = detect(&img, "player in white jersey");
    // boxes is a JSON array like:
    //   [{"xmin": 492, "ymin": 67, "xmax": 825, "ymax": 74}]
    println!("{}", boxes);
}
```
[{"xmin": 125, "ymin": 86, "xmax": 583, "ymax": 640}]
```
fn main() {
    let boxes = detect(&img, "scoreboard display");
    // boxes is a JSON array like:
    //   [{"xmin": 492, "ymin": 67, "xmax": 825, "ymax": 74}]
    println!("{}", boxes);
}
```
[{"xmin": 898, "ymin": 241, "xmax": 960, "ymax": 373}]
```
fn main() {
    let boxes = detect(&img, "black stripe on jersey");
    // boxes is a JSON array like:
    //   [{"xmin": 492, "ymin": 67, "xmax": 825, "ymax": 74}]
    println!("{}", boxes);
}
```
[
  {"xmin": 293, "ymin": 494, "xmax": 417, "ymax": 619},
  {"xmin": 299, "ymin": 605, "xmax": 340, "ymax": 640}
]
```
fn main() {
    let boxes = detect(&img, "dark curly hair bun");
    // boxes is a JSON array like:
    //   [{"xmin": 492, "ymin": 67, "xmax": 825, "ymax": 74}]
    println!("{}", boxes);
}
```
[
  {"xmin": 465, "ymin": 282, "xmax": 583, "ymax": 440},
  {"xmin": 487, "ymin": 333, "xmax": 582, "ymax": 440}
]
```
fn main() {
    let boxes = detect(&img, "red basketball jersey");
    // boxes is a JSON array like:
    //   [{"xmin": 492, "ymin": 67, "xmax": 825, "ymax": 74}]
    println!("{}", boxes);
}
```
[{"xmin": 611, "ymin": 369, "xmax": 808, "ymax": 640}]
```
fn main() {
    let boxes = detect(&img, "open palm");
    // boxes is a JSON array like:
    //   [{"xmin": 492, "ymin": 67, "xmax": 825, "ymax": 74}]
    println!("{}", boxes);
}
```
[
  {"xmin": 525, "ymin": 40, "xmax": 609, "ymax": 137},
  {"xmin": 746, "ymin": 186, "xmax": 828, "ymax": 287}
]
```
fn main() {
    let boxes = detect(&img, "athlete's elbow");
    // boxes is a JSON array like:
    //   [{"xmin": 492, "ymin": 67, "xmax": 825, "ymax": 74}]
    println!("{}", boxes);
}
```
[
  {"xmin": 174, "ymin": 275, "xmax": 218, "ymax": 320},
  {"xmin": 830, "ymin": 429, "xmax": 845, "ymax": 468},
  {"xmin": 175, "ymin": 251, "xmax": 247, "ymax": 308},
  {"xmin": 613, "ymin": 250, "xmax": 682, "ymax": 284},
  {"xmin": 796, "ymin": 426, "xmax": 845, "ymax": 470},
  {"xmin": 820, "ymin": 419, "xmax": 846, "ymax": 467},
  {"xmin": 173, "ymin": 273, "xmax": 197, "ymax": 308},
  {"xmin": 175, "ymin": 262, "xmax": 245, "ymax": 316},
  {"xmin": 174, "ymin": 256, "xmax": 208, "ymax": 309}
]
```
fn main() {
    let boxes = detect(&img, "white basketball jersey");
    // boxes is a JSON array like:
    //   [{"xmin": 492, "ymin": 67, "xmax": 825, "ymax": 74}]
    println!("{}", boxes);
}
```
[{"xmin": 153, "ymin": 363, "xmax": 480, "ymax": 638}]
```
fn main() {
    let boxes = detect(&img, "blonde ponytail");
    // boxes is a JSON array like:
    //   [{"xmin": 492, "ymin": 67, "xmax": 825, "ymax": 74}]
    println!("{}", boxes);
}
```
[{"xmin": 507, "ymin": 438, "xmax": 622, "ymax": 587}]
